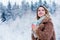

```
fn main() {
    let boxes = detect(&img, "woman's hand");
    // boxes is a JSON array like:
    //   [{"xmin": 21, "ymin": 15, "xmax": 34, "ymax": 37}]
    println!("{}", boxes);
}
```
[
  {"xmin": 32, "ymin": 24, "xmax": 38, "ymax": 32},
  {"xmin": 32, "ymin": 23, "xmax": 44, "ymax": 32}
]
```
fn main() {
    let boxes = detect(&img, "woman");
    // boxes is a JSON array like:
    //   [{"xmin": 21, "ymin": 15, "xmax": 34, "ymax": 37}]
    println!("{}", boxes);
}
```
[{"xmin": 32, "ymin": 5, "xmax": 56, "ymax": 40}]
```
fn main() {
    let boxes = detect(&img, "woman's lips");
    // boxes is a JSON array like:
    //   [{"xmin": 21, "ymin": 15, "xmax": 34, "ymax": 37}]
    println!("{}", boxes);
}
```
[{"xmin": 39, "ymin": 13, "xmax": 43, "ymax": 15}]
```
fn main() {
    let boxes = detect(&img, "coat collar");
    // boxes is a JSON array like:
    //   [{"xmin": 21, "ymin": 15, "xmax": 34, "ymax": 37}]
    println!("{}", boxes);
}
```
[{"xmin": 42, "ymin": 16, "xmax": 51, "ymax": 23}]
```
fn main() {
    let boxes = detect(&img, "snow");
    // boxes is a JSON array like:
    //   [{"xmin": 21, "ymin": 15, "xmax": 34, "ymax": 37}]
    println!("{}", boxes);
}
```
[
  {"xmin": 51, "ymin": 5, "xmax": 60, "ymax": 40},
  {"xmin": 0, "ymin": 10, "xmax": 33, "ymax": 40},
  {"xmin": 0, "ymin": 6, "xmax": 60, "ymax": 40}
]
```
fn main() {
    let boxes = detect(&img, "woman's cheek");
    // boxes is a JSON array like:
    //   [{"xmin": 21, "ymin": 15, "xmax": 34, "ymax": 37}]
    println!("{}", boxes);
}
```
[{"xmin": 38, "ymin": 13, "xmax": 41, "ymax": 17}]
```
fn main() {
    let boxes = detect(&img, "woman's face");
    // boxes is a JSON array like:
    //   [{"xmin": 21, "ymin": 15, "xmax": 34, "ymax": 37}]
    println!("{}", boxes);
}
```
[{"xmin": 38, "ymin": 7, "xmax": 45, "ymax": 17}]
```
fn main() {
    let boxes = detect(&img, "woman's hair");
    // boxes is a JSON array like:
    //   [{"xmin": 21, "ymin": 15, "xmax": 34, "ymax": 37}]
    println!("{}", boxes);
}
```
[{"xmin": 36, "ymin": 5, "xmax": 50, "ymax": 20}]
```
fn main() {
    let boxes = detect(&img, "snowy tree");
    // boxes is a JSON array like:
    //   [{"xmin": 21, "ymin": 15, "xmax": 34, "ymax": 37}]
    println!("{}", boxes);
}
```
[
  {"xmin": 52, "ymin": 1, "xmax": 56, "ymax": 12},
  {"xmin": 43, "ymin": 0, "xmax": 49, "ymax": 8},
  {"xmin": 38, "ymin": 0, "xmax": 42, "ymax": 6},
  {"xmin": 33, "ymin": 2, "xmax": 38, "ymax": 11},
  {"xmin": 7, "ymin": 2, "xmax": 11, "ymax": 13},
  {"xmin": 25, "ymin": 2, "xmax": 30, "ymax": 10},
  {"xmin": 0, "ymin": 2, "xmax": 6, "ymax": 14},
  {"xmin": 49, "ymin": 1, "xmax": 56, "ymax": 14},
  {"xmin": 1, "ymin": 11, "xmax": 6, "ymax": 22},
  {"xmin": 12, "ymin": 2, "xmax": 21, "ymax": 20},
  {"xmin": 0, "ymin": 3, "xmax": 3, "ymax": 19},
  {"xmin": 4, "ymin": 2, "xmax": 13, "ymax": 21},
  {"xmin": 31, "ymin": 1, "xmax": 34, "ymax": 11},
  {"xmin": 21, "ymin": 0, "xmax": 27, "ymax": 11},
  {"xmin": 0, "ymin": 2, "xmax": 6, "ymax": 22}
]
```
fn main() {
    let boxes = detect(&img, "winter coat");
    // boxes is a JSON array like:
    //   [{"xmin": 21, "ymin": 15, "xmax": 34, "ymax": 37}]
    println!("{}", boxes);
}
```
[{"xmin": 32, "ymin": 17, "xmax": 56, "ymax": 40}]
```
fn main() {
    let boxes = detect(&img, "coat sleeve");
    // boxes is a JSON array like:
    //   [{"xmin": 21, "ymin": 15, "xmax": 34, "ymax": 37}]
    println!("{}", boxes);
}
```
[{"xmin": 35, "ymin": 19, "xmax": 54, "ymax": 40}]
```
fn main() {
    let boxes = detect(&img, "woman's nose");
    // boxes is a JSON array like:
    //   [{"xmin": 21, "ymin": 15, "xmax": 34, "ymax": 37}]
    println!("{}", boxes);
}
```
[{"xmin": 39, "ymin": 11, "xmax": 43, "ymax": 13}]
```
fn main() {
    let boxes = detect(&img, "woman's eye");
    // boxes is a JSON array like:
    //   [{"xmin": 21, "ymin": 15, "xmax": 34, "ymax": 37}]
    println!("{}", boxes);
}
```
[
  {"xmin": 42, "ymin": 10, "xmax": 45, "ymax": 11},
  {"xmin": 38, "ymin": 10, "xmax": 45, "ymax": 11},
  {"xmin": 38, "ymin": 10, "xmax": 40, "ymax": 11}
]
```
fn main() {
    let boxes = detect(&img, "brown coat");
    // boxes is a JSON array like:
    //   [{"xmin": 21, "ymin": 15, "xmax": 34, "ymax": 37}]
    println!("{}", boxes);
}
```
[{"xmin": 32, "ymin": 17, "xmax": 56, "ymax": 40}]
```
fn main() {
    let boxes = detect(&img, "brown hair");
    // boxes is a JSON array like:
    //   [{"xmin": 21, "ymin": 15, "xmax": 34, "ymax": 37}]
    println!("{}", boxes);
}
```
[{"xmin": 36, "ymin": 5, "xmax": 50, "ymax": 20}]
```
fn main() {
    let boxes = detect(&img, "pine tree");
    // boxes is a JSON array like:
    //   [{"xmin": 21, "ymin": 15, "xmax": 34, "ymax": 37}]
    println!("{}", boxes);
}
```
[
  {"xmin": 21, "ymin": 0, "xmax": 27, "ymax": 11},
  {"xmin": 7, "ymin": 2, "xmax": 11, "ymax": 13},
  {"xmin": 34, "ymin": 2, "xmax": 38, "ymax": 11},
  {"xmin": 12, "ymin": 2, "xmax": 20, "ymax": 20},
  {"xmin": 38, "ymin": 0, "xmax": 42, "ymax": 6},
  {"xmin": 5, "ymin": 2, "xmax": 12, "ymax": 21},
  {"xmin": 52, "ymin": 1, "xmax": 56, "ymax": 12},
  {"xmin": 31, "ymin": 1, "xmax": 34, "ymax": 11},
  {"xmin": 43, "ymin": 0, "xmax": 49, "ymax": 8},
  {"xmin": 1, "ymin": 11, "xmax": 6, "ymax": 22}
]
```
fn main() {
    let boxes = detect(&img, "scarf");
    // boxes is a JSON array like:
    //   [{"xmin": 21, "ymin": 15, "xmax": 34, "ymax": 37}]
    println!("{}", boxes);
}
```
[{"xmin": 32, "ymin": 16, "xmax": 46, "ymax": 38}]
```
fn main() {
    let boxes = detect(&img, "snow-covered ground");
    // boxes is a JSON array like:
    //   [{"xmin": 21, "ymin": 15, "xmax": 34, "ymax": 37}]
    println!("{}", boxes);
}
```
[
  {"xmin": 51, "ymin": 5, "xmax": 60, "ymax": 40},
  {"xmin": 0, "ymin": 5, "xmax": 60, "ymax": 40},
  {"xmin": 0, "ymin": 10, "xmax": 34, "ymax": 40}
]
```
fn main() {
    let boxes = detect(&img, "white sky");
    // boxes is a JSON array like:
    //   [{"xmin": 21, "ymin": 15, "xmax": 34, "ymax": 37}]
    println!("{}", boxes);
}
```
[{"xmin": 0, "ymin": 0, "xmax": 60, "ymax": 6}]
